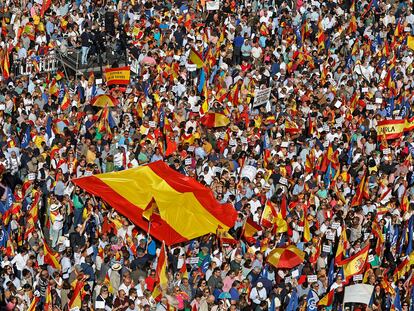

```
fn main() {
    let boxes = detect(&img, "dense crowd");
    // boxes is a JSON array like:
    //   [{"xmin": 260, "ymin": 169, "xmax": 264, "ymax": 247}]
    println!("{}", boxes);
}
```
[{"xmin": 0, "ymin": 0, "xmax": 414, "ymax": 310}]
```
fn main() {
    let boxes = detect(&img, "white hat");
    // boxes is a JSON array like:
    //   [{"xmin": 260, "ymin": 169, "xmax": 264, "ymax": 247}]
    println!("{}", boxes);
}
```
[
  {"xmin": 112, "ymin": 263, "xmax": 122, "ymax": 271},
  {"xmin": 50, "ymin": 203, "xmax": 61, "ymax": 212}
]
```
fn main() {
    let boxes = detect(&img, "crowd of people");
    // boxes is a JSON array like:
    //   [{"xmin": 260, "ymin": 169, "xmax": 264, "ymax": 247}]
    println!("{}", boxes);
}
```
[{"xmin": 0, "ymin": 0, "xmax": 414, "ymax": 310}]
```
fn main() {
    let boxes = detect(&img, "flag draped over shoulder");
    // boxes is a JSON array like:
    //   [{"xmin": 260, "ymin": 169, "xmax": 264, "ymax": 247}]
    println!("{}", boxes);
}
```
[{"xmin": 72, "ymin": 161, "xmax": 237, "ymax": 245}]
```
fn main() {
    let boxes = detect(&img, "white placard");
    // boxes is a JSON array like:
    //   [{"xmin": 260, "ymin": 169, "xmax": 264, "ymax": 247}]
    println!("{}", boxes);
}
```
[
  {"xmin": 241, "ymin": 137, "xmax": 248, "ymax": 144},
  {"xmin": 253, "ymin": 88, "xmax": 272, "ymax": 107},
  {"xmin": 291, "ymin": 270, "xmax": 299, "ymax": 278},
  {"xmin": 322, "ymin": 244, "xmax": 331, "ymax": 253},
  {"xmin": 326, "ymin": 232, "xmax": 335, "ymax": 241},
  {"xmin": 343, "ymin": 284, "xmax": 374, "ymax": 305},
  {"xmin": 405, "ymin": 27, "xmax": 411, "ymax": 32},
  {"xmin": 187, "ymin": 146, "xmax": 195, "ymax": 152},
  {"xmin": 366, "ymin": 104, "xmax": 376, "ymax": 110},
  {"xmin": 307, "ymin": 275, "xmax": 317, "ymax": 283},
  {"xmin": 362, "ymin": 87, "xmax": 368, "ymax": 93},
  {"xmin": 279, "ymin": 177, "xmax": 288, "ymax": 186},
  {"xmin": 206, "ymin": 0, "xmax": 220, "ymax": 10},
  {"xmin": 353, "ymin": 274, "xmax": 363, "ymax": 281},
  {"xmin": 28, "ymin": 173, "xmax": 36, "ymax": 181},
  {"xmin": 281, "ymin": 142, "xmax": 289, "ymax": 148},
  {"xmin": 375, "ymin": 98, "xmax": 383, "ymax": 104},
  {"xmin": 285, "ymin": 276, "xmax": 292, "ymax": 283},
  {"xmin": 364, "ymin": 233, "xmax": 370, "ymax": 241},
  {"xmin": 149, "ymin": 121, "xmax": 156, "ymax": 128},
  {"xmin": 240, "ymin": 165, "xmax": 257, "ymax": 182},
  {"xmin": 368, "ymin": 254, "xmax": 374, "ymax": 262},
  {"xmin": 336, "ymin": 116, "xmax": 344, "ymax": 124},
  {"xmin": 0, "ymin": 104, "xmax": 5, "ymax": 111},
  {"xmin": 334, "ymin": 100, "xmax": 342, "ymax": 108},
  {"xmin": 382, "ymin": 148, "xmax": 390, "ymax": 155},
  {"xmin": 323, "ymin": 124, "xmax": 330, "ymax": 132},
  {"xmin": 185, "ymin": 158, "xmax": 192, "ymax": 165},
  {"xmin": 187, "ymin": 257, "xmax": 199, "ymax": 264},
  {"xmin": 331, "ymin": 222, "xmax": 340, "ymax": 229},
  {"xmin": 95, "ymin": 301, "xmax": 105, "ymax": 309},
  {"xmin": 86, "ymin": 246, "xmax": 94, "ymax": 256},
  {"xmin": 186, "ymin": 64, "xmax": 197, "ymax": 72},
  {"xmin": 96, "ymin": 78, "xmax": 103, "ymax": 85}
]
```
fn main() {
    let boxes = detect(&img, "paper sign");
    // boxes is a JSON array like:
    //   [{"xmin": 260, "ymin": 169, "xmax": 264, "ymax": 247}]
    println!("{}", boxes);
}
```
[
  {"xmin": 405, "ymin": 27, "xmax": 411, "ymax": 32},
  {"xmin": 187, "ymin": 257, "xmax": 199, "ymax": 264},
  {"xmin": 241, "ymin": 137, "xmax": 248, "ymax": 144},
  {"xmin": 149, "ymin": 121, "xmax": 156, "ymax": 128},
  {"xmin": 206, "ymin": 0, "xmax": 220, "ymax": 10},
  {"xmin": 322, "ymin": 244, "xmax": 331, "ymax": 253},
  {"xmin": 253, "ymin": 87, "xmax": 272, "ymax": 107},
  {"xmin": 362, "ymin": 87, "xmax": 368, "ymax": 93},
  {"xmin": 334, "ymin": 100, "xmax": 342, "ymax": 108},
  {"xmin": 87, "ymin": 246, "xmax": 94, "ymax": 256},
  {"xmin": 28, "ymin": 173, "xmax": 36, "ymax": 181},
  {"xmin": 326, "ymin": 232, "xmax": 335, "ymax": 241},
  {"xmin": 366, "ymin": 104, "xmax": 376, "ymax": 110},
  {"xmin": 241, "ymin": 165, "xmax": 257, "ymax": 182},
  {"xmin": 353, "ymin": 274, "xmax": 363, "ymax": 281},
  {"xmin": 292, "ymin": 270, "xmax": 299, "ymax": 278},
  {"xmin": 375, "ymin": 98, "xmax": 383, "ymax": 104},
  {"xmin": 0, "ymin": 104, "xmax": 5, "ymax": 110},
  {"xmin": 331, "ymin": 222, "xmax": 340, "ymax": 229},
  {"xmin": 187, "ymin": 146, "xmax": 195, "ymax": 152},
  {"xmin": 64, "ymin": 240, "xmax": 70, "ymax": 247},
  {"xmin": 307, "ymin": 275, "xmax": 317, "ymax": 283},
  {"xmin": 279, "ymin": 177, "xmax": 288, "ymax": 186},
  {"xmin": 285, "ymin": 276, "xmax": 292, "ymax": 284},
  {"xmin": 368, "ymin": 254, "xmax": 374, "ymax": 262},
  {"xmin": 382, "ymin": 148, "xmax": 390, "ymax": 155},
  {"xmin": 186, "ymin": 64, "xmax": 197, "ymax": 72},
  {"xmin": 323, "ymin": 124, "xmax": 330, "ymax": 132},
  {"xmin": 185, "ymin": 158, "xmax": 192, "ymax": 165},
  {"xmin": 281, "ymin": 142, "xmax": 289, "ymax": 148},
  {"xmin": 364, "ymin": 233, "xmax": 370, "ymax": 241}
]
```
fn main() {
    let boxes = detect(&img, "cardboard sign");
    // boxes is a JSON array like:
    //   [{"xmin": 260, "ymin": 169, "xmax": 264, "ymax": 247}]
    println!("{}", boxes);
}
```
[
  {"xmin": 253, "ymin": 88, "xmax": 272, "ymax": 107},
  {"xmin": 307, "ymin": 275, "xmax": 318, "ymax": 283}
]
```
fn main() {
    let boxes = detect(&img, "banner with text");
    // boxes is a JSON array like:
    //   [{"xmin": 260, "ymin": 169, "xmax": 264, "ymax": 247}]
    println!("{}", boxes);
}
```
[
  {"xmin": 253, "ymin": 88, "xmax": 271, "ymax": 107},
  {"xmin": 105, "ymin": 66, "xmax": 131, "ymax": 86},
  {"xmin": 376, "ymin": 117, "xmax": 414, "ymax": 140}
]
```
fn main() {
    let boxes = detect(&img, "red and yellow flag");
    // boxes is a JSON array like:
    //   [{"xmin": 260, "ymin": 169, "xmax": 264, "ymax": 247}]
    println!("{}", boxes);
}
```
[
  {"xmin": 318, "ymin": 289, "xmax": 334, "ymax": 306},
  {"xmin": 27, "ymin": 296, "xmax": 40, "ymax": 311},
  {"xmin": 188, "ymin": 48, "xmax": 204, "ymax": 68},
  {"xmin": 339, "ymin": 243, "xmax": 370, "ymax": 280},
  {"xmin": 335, "ymin": 226, "xmax": 348, "ymax": 264},
  {"xmin": 68, "ymin": 280, "xmax": 84, "ymax": 309},
  {"xmin": 104, "ymin": 66, "xmax": 131, "ymax": 86},
  {"xmin": 200, "ymin": 112, "xmax": 230, "ymax": 128},
  {"xmin": 44, "ymin": 284, "xmax": 52, "ymax": 310},
  {"xmin": 351, "ymin": 171, "xmax": 369, "ymax": 207},
  {"xmin": 261, "ymin": 200, "xmax": 277, "ymax": 228},
  {"xmin": 73, "ymin": 162, "xmax": 237, "ymax": 245},
  {"xmin": 243, "ymin": 217, "xmax": 262, "ymax": 242},
  {"xmin": 2, "ymin": 48, "xmax": 10, "ymax": 79},
  {"xmin": 43, "ymin": 239, "xmax": 61, "ymax": 270},
  {"xmin": 156, "ymin": 241, "xmax": 168, "ymax": 289}
]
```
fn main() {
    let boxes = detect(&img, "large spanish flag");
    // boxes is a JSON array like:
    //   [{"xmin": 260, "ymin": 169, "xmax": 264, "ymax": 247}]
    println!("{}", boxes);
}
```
[
  {"xmin": 188, "ymin": 48, "xmax": 204, "ymax": 68},
  {"xmin": 43, "ymin": 239, "xmax": 61, "ymax": 270},
  {"xmin": 200, "ymin": 112, "xmax": 230, "ymax": 128},
  {"xmin": 104, "ymin": 66, "xmax": 131, "ymax": 86},
  {"xmin": 73, "ymin": 161, "xmax": 236, "ymax": 245}
]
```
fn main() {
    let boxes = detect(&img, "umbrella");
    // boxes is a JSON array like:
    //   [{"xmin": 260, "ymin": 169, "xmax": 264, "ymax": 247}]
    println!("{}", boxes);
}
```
[
  {"xmin": 91, "ymin": 94, "xmax": 119, "ymax": 108},
  {"xmin": 219, "ymin": 292, "xmax": 232, "ymax": 299},
  {"xmin": 141, "ymin": 56, "xmax": 157, "ymax": 66},
  {"xmin": 267, "ymin": 245, "xmax": 305, "ymax": 269}
]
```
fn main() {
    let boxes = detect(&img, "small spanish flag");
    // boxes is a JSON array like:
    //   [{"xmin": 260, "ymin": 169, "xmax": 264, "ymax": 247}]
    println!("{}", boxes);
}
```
[
  {"xmin": 188, "ymin": 48, "xmax": 204, "ymax": 68},
  {"xmin": 318, "ymin": 289, "xmax": 334, "ymax": 306},
  {"xmin": 243, "ymin": 217, "xmax": 261, "ymax": 242},
  {"xmin": 27, "ymin": 296, "xmax": 40, "ymax": 311},
  {"xmin": 68, "ymin": 280, "xmax": 84, "ymax": 309},
  {"xmin": 43, "ymin": 239, "xmax": 61, "ymax": 270},
  {"xmin": 200, "ymin": 112, "xmax": 230, "ymax": 128},
  {"xmin": 156, "ymin": 241, "xmax": 168, "ymax": 289},
  {"xmin": 60, "ymin": 90, "xmax": 70, "ymax": 111}
]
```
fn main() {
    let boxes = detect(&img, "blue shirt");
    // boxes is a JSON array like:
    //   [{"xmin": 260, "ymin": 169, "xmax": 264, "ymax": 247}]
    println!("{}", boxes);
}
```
[{"xmin": 233, "ymin": 36, "xmax": 244, "ymax": 48}]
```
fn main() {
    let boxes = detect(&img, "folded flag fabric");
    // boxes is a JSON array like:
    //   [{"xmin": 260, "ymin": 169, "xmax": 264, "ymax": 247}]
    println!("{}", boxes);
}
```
[{"xmin": 200, "ymin": 112, "xmax": 230, "ymax": 128}]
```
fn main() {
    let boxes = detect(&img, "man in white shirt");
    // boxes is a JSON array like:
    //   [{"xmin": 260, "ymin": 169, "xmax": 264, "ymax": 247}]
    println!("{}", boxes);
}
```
[{"xmin": 249, "ymin": 282, "xmax": 267, "ymax": 307}]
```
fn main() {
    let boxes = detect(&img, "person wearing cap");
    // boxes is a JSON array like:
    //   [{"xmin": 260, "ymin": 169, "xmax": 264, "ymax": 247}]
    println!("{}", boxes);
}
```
[{"xmin": 249, "ymin": 281, "xmax": 267, "ymax": 309}]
